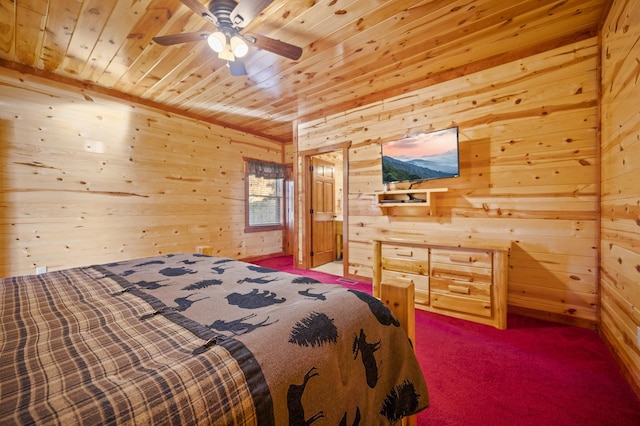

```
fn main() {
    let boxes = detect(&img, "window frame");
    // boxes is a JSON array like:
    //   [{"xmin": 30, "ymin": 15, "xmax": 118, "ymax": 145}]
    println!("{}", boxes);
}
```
[{"xmin": 244, "ymin": 158, "xmax": 285, "ymax": 233}]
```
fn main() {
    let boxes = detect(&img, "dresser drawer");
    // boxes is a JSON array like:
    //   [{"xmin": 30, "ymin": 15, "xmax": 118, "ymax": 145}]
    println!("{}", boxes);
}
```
[
  {"xmin": 382, "ymin": 269, "xmax": 430, "ymax": 306},
  {"xmin": 430, "ymin": 276, "xmax": 491, "ymax": 300},
  {"xmin": 430, "ymin": 266, "xmax": 492, "ymax": 285},
  {"xmin": 430, "ymin": 277, "xmax": 492, "ymax": 318},
  {"xmin": 381, "ymin": 244, "xmax": 428, "ymax": 275},
  {"xmin": 382, "ymin": 245, "xmax": 429, "ymax": 261},
  {"xmin": 430, "ymin": 248, "xmax": 492, "ymax": 285},
  {"xmin": 430, "ymin": 248, "xmax": 491, "ymax": 268}
]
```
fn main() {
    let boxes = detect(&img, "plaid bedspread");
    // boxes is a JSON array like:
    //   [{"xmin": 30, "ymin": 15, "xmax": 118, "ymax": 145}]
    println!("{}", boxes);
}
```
[{"xmin": 1, "ymin": 254, "xmax": 428, "ymax": 425}]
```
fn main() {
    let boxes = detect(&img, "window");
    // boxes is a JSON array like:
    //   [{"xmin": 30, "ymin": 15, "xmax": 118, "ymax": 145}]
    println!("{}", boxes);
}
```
[{"xmin": 245, "ymin": 159, "xmax": 285, "ymax": 232}]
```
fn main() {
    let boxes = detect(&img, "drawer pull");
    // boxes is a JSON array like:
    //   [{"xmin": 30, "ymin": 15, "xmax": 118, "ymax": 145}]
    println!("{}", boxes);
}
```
[
  {"xmin": 448, "ymin": 284, "xmax": 470, "ymax": 295},
  {"xmin": 450, "ymin": 254, "xmax": 473, "ymax": 263},
  {"xmin": 432, "ymin": 268, "xmax": 474, "ymax": 282},
  {"xmin": 384, "ymin": 276, "xmax": 414, "ymax": 284},
  {"xmin": 396, "ymin": 250, "xmax": 414, "ymax": 258}
]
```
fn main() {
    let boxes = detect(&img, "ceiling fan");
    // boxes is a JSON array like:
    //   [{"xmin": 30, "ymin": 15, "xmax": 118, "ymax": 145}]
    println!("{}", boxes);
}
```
[{"xmin": 153, "ymin": 0, "xmax": 303, "ymax": 76}]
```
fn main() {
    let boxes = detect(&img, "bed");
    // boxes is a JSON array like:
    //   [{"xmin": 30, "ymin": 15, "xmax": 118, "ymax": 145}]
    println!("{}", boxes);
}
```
[{"xmin": 1, "ymin": 253, "xmax": 428, "ymax": 425}]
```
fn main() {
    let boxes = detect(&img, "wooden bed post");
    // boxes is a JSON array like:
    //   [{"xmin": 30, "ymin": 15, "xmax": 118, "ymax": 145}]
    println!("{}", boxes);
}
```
[
  {"xmin": 196, "ymin": 246, "xmax": 213, "ymax": 256},
  {"xmin": 380, "ymin": 281, "xmax": 416, "ymax": 350},
  {"xmin": 380, "ymin": 280, "xmax": 417, "ymax": 426}
]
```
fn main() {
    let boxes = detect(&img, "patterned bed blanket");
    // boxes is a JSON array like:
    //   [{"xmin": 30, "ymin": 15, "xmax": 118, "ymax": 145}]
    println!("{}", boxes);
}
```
[{"xmin": 1, "ymin": 253, "xmax": 428, "ymax": 425}]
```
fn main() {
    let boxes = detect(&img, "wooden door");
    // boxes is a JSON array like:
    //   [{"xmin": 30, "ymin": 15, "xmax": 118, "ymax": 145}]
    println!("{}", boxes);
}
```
[{"xmin": 311, "ymin": 157, "xmax": 336, "ymax": 267}]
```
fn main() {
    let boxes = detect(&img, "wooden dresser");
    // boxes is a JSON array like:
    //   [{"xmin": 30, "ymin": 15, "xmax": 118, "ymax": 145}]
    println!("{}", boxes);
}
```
[{"xmin": 373, "ymin": 238, "xmax": 511, "ymax": 329}]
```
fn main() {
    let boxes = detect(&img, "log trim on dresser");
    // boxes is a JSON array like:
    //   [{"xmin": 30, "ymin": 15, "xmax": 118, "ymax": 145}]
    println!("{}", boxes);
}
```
[{"xmin": 373, "ymin": 238, "xmax": 511, "ymax": 330}]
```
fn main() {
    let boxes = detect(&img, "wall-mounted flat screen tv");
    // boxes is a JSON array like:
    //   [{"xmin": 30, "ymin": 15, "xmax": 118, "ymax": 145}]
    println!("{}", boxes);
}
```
[{"xmin": 382, "ymin": 126, "xmax": 460, "ymax": 185}]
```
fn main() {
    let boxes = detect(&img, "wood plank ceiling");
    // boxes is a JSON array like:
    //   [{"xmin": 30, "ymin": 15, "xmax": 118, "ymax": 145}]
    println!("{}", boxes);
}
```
[{"xmin": 0, "ymin": 0, "xmax": 608, "ymax": 142}]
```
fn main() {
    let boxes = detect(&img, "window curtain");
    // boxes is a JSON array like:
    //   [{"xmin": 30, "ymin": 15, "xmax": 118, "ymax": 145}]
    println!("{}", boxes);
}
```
[{"xmin": 247, "ymin": 159, "xmax": 285, "ymax": 179}]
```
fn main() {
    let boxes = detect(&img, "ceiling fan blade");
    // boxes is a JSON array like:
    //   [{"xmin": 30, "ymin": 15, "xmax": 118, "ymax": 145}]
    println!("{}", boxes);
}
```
[
  {"xmin": 231, "ymin": 0, "xmax": 274, "ymax": 28},
  {"xmin": 153, "ymin": 32, "xmax": 209, "ymax": 46},
  {"xmin": 245, "ymin": 32, "xmax": 302, "ymax": 60},
  {"xmin": 228, "ymin": 60, "xmax": 247, "ymax": 76},
  {"xmin": 180, "ymin": 0, "xmax": 217, "ymax": 24}
]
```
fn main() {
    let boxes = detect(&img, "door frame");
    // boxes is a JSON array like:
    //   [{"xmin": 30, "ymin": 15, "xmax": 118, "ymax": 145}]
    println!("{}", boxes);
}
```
[
  {"xmin": 283, "ymin": 164, "xmax": 294, "ymax": 256},
  {"xmin": 297, "ymin": 142, "xmax": 350, "ymax": 274}
]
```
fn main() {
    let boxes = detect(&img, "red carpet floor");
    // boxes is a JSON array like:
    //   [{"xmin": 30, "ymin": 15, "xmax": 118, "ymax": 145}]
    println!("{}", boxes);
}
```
[{"xmin": 252, "ymin": 256, "xmax": 640, "ymax": 425}]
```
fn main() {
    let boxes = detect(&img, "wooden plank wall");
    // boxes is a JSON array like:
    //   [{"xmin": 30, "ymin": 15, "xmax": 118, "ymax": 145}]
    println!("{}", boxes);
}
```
[
  {"xmin": 0, "ymin": 68, "xmax": 284, "ymax": 278},
  {"xmin": 296, "ymin": 38, "xmax": 600, "ymax": 327},
  {"xmin": 600, "ymin": 0, "xmax": 640, "ymax": 396}
]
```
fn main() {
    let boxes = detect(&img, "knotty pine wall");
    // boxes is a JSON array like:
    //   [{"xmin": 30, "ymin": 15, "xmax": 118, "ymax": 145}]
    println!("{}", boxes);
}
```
[
  {"xmin": 0, "ymin": 68, "xmax": 284, "ymax": 278},
  {"xmin": 600, "ymin": 0, "xmax": 640, "ymax": 396},
  {"xmin": 296, "ymin": 37, "xmax": 600, "ymax": 327}
]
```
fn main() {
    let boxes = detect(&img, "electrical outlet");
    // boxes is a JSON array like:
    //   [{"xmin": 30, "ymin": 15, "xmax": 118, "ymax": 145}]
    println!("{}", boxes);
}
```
[{"xmin": 36, "ymin": 266, "xmax": 47, "ymax": 275}]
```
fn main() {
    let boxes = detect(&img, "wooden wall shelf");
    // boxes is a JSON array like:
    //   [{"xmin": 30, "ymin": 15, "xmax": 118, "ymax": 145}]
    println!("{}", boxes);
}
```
[{"xmin": 375, "ymin": 188, "xmax": 448, "ymax": 215}]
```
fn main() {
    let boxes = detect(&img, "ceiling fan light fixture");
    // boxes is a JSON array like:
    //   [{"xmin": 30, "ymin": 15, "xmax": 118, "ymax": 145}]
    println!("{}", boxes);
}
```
[
  {"xmin": 153, "ymin": 0, "xmax": 302, "ymax": 75},
  {"xmin": 218, "ymin": 44, "xmax": 235, "ymax": 61},
  {"xmin": 207, "ymin": 31, "xmax": 226, "ymax": 53},
  {"xmin": 230, "ymin": 36, "xmax": 249, "ymax": 58}
]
